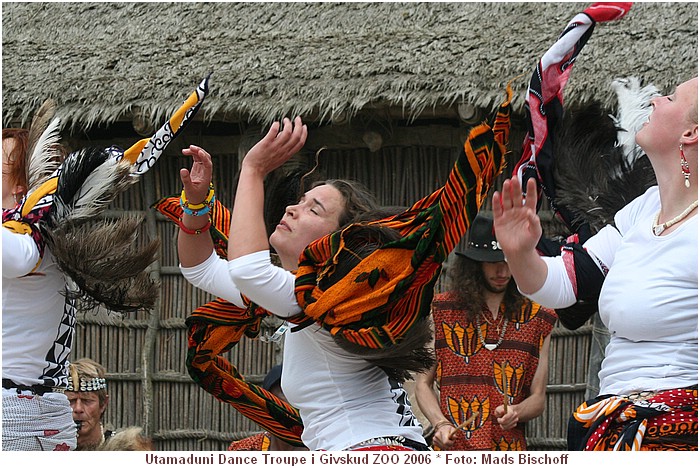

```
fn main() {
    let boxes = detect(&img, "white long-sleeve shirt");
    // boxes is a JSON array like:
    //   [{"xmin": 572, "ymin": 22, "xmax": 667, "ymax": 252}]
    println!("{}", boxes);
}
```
[
  {"xmin": 2, "ymin": 228, "xmax": 74, "ymax": 387},
  {"xmin": 527, "ymin": 186, "xmax": 698, "ymax": 396},
  {"xmin": 181, "ymin": 250, "xmax": 426, "ymax": 450}
]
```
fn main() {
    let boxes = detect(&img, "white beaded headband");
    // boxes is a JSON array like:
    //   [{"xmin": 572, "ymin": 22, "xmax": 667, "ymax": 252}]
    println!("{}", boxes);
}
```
[{"xmin": 66, "ymin": 376, "xmax": 107, "ymax": 392}]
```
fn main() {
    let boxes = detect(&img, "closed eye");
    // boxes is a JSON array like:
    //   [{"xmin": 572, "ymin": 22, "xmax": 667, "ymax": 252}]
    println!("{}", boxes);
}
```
[{"xmin": 311, "ymin": 198, "xmax": 326, "ymax": 215}]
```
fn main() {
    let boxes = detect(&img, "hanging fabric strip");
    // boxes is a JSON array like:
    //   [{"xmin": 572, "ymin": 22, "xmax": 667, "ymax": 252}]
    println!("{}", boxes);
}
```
[
  {"xmin": 513, "ymin": 2, "xmax": 632, "ymax": 232},
  {"xmin": 185, "ymin": 301, "xmax": 304, "ymax": 446},
  {"xmin": 154, "ymin": 198, "xmax": 303, "ymax": 443}
]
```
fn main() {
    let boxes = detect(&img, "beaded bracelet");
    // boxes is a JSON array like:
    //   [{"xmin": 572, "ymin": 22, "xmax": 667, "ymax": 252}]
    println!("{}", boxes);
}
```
[
  {"xmin": 179, "ymin": 217, "xmax": 212, "ymax": 235},
  {"xmin": 180, "ymin": 183, "xmax": 215, "ymax": 216},
  {"xmin": 181, "ymin": 200, "xmax": 214, "ymax": 217}
]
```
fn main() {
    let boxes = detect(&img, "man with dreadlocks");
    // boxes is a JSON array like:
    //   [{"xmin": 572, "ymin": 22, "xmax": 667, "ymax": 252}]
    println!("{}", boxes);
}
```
[{"xmin": 415, "ymin": 213, "xmax": 556, "ymax": 451}]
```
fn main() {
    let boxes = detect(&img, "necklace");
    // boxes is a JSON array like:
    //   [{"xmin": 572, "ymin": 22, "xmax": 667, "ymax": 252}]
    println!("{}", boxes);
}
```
[
  {"xmin": 480, "ymin": 309, "xmax": 504, "ymax": 331},
  {"xmin": 652, "ymin": 199, "xmax": 698, "ymax": 236},
  {"xmin": 476, "ymin": 311, "xmax": 508, "ymax": 351}
]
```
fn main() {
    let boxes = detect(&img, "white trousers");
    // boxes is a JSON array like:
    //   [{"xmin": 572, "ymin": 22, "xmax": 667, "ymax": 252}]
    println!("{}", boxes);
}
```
[{"xmin": 2, "ymin": 388, "xmax": 77, "ymax": 450}]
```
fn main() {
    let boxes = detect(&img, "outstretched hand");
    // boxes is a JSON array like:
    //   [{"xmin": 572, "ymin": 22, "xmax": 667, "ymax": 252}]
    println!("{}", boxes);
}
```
[
  {"xmin": 492, "ymin": 176, "xmax": 542, "ymax": 257},
  {"xmin": 180, "ymin": 145, "xmax": 213, "ymax": 205},
  {"xmin": 242, "ymin": 116, "xmax": 307, "ymax": 177}
]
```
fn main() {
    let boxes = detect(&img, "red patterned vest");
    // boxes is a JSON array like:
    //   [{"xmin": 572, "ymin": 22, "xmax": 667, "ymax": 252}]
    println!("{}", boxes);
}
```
[{"xmin": 432, "ymin": 291, "xmax": 556, "ymax": 450}]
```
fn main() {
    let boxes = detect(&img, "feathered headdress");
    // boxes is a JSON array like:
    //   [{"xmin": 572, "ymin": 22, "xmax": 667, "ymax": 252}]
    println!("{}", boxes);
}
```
[
  {"xmin": 552, "ymin": 78, "xmax": 658, "ymax": 234},
  {"xmin": 3, "ymin": 75, "xmax": 210, "ymax": 313}
]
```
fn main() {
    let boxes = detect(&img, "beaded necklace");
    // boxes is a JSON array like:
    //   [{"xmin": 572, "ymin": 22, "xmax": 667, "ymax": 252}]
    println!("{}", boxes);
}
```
[{"xmin": 652, "ymin": 199, "xmax": 698, "ymax": 236}]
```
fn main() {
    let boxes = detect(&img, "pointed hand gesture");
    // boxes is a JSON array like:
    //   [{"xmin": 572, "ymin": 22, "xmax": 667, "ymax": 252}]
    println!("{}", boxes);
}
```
[{"xmin": 180, "ymin": 145, "xmax": 213, "ymax": 205}]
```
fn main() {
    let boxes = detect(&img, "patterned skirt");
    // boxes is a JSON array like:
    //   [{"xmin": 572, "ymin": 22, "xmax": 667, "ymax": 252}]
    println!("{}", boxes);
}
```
[{"xmin": 568, "ymin": 386, "xmax": 698, "ymax": 451}]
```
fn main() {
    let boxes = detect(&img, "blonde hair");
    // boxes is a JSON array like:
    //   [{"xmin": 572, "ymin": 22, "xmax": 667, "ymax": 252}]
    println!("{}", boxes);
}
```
[
  {"xmin": 68, "ymin": 358, "xmax": 109, "ymax": 405},
  {"xmin": 99, "ymin": 426, "xmax": 153, "ymax": 451}
]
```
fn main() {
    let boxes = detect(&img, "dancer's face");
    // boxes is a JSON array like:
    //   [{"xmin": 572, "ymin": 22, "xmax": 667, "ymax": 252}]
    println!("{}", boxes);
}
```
[
  {"xmin": 636, "ymin": 77, "xmax": 698, "ymax": 157},
  {"xmin": 270, "ymin": 183, "xmax": 345, "ymax": 265}
]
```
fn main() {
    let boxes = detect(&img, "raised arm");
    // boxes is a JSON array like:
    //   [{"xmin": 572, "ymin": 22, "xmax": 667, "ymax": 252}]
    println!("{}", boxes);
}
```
[
  {"xmin": 177, "ymin": 145, "xmax": 216, "ymax": 268},
  {"xmin": 228, "ymin": 117, "xmax": 307, "ymax": 262},
  {"xmin": 492, "ymin": 176, "xmax": 548, "ymax": 295}
]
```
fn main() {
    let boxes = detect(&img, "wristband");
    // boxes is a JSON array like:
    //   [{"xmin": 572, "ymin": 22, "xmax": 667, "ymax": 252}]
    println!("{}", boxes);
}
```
[
  {"xmin": 179, "ymin": 217, "xmax": 211, "ymax": 235},
  {"xmin": 181, "ymin": 199, "xmax": 214, "ymax": 217},
  {"xmin": 180, "ymin": 183, "xmax": 215, "ymax": 216}
]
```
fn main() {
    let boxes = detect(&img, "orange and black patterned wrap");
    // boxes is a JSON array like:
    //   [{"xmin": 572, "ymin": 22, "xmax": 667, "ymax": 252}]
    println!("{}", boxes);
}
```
[
  {"xmin": 569, "ymin": 387, "xmax": 698, "ymax": 451},
  {"xmin": 432, "ymin": 291, "xmax": 557, "ymax": 450},
  {"xmin": 228, "ymin": 432, "xmax": 271, "ymax": 451},
  {"xmin": 185, "ymin": 301, "xmax": 304, "ymax": 447},
  {"xmin": 293, "ymin": 85, "xmax": 513, "ymax": 350}
]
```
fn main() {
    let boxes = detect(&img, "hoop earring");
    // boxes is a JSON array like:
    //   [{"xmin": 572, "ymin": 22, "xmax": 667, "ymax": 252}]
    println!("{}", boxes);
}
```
[{"xmin": 680, "ymin": 144, "xmax": 691, "ymax": 188}]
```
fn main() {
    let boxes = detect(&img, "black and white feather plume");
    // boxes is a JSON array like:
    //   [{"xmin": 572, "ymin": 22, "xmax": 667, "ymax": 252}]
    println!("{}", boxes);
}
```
[
  {"xmin": 24, "ymin": 100, "xmax": 63, "ymax": 195},
  {"xmin": 38, "ymin": 146, "xmax": 159, "ymax": 312},
  {"xmin": 46, "ymin": 147, "xmax": 137, "ymax": 228},
  {"xmin": 552, "ymin": 77, "xmax": 658, "ymax": 234}
]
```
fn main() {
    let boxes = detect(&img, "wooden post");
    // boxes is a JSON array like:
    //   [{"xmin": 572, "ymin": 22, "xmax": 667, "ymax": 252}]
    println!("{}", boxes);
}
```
[{"xmin": 141, "ymin": 170, "xmax": 161, "ymax": 436}]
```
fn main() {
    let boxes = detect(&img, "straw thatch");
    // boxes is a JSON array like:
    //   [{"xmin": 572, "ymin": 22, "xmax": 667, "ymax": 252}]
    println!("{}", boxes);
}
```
[
  {"xmin": 3, "ymin": 1, "xmax": 697, "ymax": 451},
  {"xmin": 2, "ymin": 2, "xmax": 697, "ymax": 130}
]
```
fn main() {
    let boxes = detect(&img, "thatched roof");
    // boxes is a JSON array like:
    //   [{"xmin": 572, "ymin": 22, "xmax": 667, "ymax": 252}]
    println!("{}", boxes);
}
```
[{"xmin": 2, "ymin": 2, "xmax": 697, "ymax": 129}]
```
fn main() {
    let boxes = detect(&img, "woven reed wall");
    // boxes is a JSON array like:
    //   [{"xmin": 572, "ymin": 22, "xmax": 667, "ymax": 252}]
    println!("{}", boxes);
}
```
[{"xmin": 70, "ymin": 119, "xmax": 592, "ymax": 451}]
